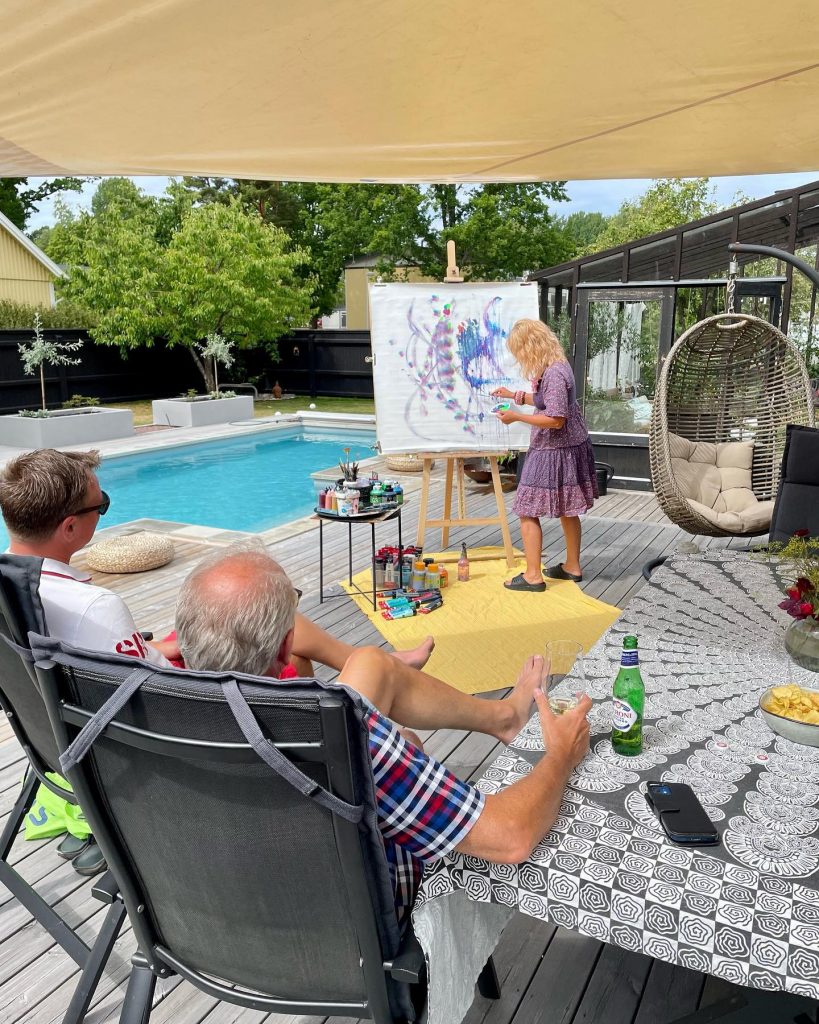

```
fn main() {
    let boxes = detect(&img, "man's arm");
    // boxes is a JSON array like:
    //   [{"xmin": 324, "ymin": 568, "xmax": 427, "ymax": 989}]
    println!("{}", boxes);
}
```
[
  {"xmin": 80, "ymin": 592, "xmax": 173, "ymax": 668},
  {"xmin": 455, "ymin": 691, "xmax": 591, "ymax": 863}
]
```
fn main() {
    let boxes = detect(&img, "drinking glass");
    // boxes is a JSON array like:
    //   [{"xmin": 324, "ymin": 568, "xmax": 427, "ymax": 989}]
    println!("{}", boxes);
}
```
[{"xmin": 543, "ymin": 640, "xmax": 585, "ymax": 714}]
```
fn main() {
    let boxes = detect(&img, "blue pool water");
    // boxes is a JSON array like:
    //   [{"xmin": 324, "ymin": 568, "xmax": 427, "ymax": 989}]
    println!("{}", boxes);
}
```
[{"xmin": 0, "ymin": 427, "xmax": 376, "ymax": 548}]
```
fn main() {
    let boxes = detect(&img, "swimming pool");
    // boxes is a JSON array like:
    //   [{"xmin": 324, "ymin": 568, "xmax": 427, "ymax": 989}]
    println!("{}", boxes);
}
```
[{"xmin": 0, "ymin": 427, "xmax": 377, "ymax": 548}]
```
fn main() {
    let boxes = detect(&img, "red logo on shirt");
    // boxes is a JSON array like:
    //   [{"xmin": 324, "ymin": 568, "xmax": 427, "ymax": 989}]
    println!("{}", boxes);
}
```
[{"xmin": 115, "ymin": 632, "xmax": 148, "ymax": 659}]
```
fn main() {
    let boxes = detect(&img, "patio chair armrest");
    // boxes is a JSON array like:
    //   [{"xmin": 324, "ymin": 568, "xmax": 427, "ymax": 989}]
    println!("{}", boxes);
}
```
[
  {"xmin": 91, "ymin": 870, "xmax": 120, "ymax": 905},
  {"xmin": 384, "ymin": 928, "xmax": 425, "ymax": 984}
]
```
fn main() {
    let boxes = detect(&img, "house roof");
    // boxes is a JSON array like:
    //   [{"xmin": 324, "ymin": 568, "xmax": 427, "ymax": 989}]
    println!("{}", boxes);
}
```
[
  {"xmin": 0, "ymin": 210, "xmax": 63, "ymax": 279},
  {"xmin": 0, "ymin": 1, "xmax": 817, "ymax": 183}
]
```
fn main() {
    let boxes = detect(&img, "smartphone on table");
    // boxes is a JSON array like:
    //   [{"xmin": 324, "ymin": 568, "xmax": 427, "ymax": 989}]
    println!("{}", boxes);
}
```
[{"xmin": 644, "ymin": 782, "xmax": 720, "ymax": 846}]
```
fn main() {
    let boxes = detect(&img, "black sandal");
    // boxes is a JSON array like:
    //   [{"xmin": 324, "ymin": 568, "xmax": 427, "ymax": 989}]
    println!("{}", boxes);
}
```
[
  {"xmin": 504, "ymin": 573, "xmax": 546, "ymax": 592},
  {"xmin": 546, "ymin": 563, "xmax": 583, "ymax": 582}
]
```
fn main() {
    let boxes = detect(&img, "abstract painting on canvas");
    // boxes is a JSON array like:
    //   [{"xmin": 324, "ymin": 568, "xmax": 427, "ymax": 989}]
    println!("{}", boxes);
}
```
[{"xmin": 369, "ymin": 282, "xmax": 538, "ymax": 454}]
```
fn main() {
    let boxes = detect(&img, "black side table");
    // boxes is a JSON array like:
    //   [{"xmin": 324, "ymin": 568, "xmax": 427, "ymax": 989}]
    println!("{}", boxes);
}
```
[{"xmin": 316, "ymin": 505, "xmax": 403, "ymax": 609}]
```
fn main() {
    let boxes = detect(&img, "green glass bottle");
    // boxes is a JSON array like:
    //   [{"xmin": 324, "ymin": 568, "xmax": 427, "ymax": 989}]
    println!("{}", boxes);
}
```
[{"xmin": 611, "ymin": 635, "xmax": 644, "ymax": 755}]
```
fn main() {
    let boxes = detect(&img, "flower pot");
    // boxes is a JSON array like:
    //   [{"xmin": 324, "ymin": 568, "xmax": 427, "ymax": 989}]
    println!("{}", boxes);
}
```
[
  {"xmin": 785, "ymin": 617, "xmax": 819, "ymax": 674},
  {"xmin": 464, "ymin": 465, "xmax": 492, "ymax": 484}
]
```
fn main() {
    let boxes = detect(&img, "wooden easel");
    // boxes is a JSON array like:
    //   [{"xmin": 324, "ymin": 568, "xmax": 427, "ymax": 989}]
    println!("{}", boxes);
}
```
[
  {"xmin": 413, "ymin": 241, "xmax": 516, "ymax": 567},
  {"xmin": 414, "ymin": 451, "xmax": 516, "ymax": 567}
]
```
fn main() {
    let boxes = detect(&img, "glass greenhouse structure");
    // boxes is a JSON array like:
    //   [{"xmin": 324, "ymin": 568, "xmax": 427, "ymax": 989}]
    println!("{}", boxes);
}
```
[{"xmin": 532, "ymin": 180, "xmax": 819, "ymax": 487}]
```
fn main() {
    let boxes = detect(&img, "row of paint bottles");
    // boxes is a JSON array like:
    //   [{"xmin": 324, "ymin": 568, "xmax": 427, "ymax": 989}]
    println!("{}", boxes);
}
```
[
  {"xmin": 370, "ymin": 481, "xmax": 403, "ymax": 506},
  {"xmin": 409, "ymin": 559, "xmax": 445, "ymax": 591}
]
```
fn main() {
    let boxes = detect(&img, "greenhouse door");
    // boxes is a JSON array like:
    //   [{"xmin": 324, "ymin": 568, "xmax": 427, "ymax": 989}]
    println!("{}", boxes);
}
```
[{"xmin": 574, "ymin": 287, "xmax": 675, "ymax": 437}]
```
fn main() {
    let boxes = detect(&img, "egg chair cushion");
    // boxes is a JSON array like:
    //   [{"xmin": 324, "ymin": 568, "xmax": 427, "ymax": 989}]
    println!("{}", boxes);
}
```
[
  {"xmin": 667, "ymin": 432, "xmax": 772, "ymax": 531},
  {"xmin": 686, "ymin": 497, "xmax": 775, "ymax": 534},
  {"xmin": 669, "ymin": 433, "xmax": 756, "ymax": 506}
]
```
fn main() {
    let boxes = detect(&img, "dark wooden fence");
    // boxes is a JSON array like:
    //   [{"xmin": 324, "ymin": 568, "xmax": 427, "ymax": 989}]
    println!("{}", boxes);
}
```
[
  {"xmin": 236, "ymin": 330, "xmax": 374, "ymax": 398},
  {"xmin": 0, "ymin": 330, "xmax": 202, "ymax": 413},
  {"xmin": 0, "ymin": 328, "xmax": 375, "ymax": 413}
]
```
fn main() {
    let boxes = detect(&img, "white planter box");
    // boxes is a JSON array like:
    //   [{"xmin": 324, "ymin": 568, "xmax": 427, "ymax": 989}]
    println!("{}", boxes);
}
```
[
  {"xmin": 152, "ymin": 395, "xmax": 254, "ymax": 427},
  {"xmin": 0, "ymin": 407, "xmax": 134, "ymax": 448}
]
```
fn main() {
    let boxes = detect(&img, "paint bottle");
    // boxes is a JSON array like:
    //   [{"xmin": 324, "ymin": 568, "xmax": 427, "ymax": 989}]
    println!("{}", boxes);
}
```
[
  {"xmin": 334, "ymin": 486, "xmax": 347, "ymax": 514},
  {"xmin": 383, "ymin": 605, "xmax": 416, "ymax": 620},
  {"xmin": 394, "ymin": 483, "xmax": 404, "ymax": 506},
  {"xmin": 379, "ymin": 597, "xmax": 415, "ymax": 609},
  {"xmin": 458, "ymin": 543, "xmax": 470, "ymax": 582},
  {"xmin": 411, "ymin": 561, "xmax": 427, "ymax": 591},
  {"xmin": 374, "ymin": 558, "xmax": 386, "ymax": 589},
  {"xmin": 317, "ymin": 489, "xmax": 326, "ymax": 510},
  {"xmin": 401, "ymin": 555, "xmax": 414, "ymax": 588},
  {"xmin": 371, "ymin": 481, "xmax": 383, "ymax": 506},
  {"xmin": 425, "ymin": 563, "xmax": 440, "ymax": 589},
  {"xmin": 384, "ymin": 560, "xmax": 397, "ymax": 589},
  {"xmin": 439, "ymin": 566, "xmax": 448, "ymax": 589},
  {"xmin": 382, "ymin": 484, "xmax": 395, "ymax": 506}
]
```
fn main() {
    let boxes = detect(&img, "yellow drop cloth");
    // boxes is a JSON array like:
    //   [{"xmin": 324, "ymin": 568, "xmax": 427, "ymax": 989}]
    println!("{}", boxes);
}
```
[{"xmin": 341, "ymin": 547, "xmax": 621, "ymax": 694}]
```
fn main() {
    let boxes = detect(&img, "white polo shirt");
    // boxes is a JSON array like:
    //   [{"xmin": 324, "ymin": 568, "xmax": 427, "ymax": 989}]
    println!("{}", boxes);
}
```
[{"xmin": 39, "ymin": 558, "xmax": 171, "ymax": 668}]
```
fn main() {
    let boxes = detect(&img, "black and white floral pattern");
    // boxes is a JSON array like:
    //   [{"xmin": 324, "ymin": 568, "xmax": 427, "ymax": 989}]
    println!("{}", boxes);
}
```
[{"xmin": 414, "ymin": 552, "xmax": 819, "ymax": 1023}]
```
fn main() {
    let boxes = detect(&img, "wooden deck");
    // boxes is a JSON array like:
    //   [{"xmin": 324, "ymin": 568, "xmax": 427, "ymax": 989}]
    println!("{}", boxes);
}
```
[{"xmin": 0, "ymin": 483, "xmax": 780, "ymax": 1024}]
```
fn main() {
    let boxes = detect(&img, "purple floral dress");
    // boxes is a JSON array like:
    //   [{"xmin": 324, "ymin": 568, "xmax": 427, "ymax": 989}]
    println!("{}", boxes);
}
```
[{"xmin": 512, "ymin": 360, "xmax": 598, "ymax": 519}]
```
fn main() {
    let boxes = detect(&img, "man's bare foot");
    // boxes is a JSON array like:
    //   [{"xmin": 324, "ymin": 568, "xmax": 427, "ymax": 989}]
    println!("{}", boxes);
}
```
[
  {"xmin": 496, "ymin": 654, "xmax": 546, "ymax": 744},
  {"xmin": 391, "ymin": 636, "xmax": 435, "ymax": 671}
]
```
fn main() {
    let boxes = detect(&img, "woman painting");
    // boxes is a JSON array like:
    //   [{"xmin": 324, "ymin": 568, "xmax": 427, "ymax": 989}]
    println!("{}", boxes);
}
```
[{"xmin": 492, "ymin": 318, "xmax": 597, "ymax": 592}]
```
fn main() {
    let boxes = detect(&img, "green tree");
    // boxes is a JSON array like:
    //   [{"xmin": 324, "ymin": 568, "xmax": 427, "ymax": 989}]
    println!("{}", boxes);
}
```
[
  {"xmin": 588, "ymin": 178, "xmax": 718, "ymax": 253},
  {"xmin": 18, "ymin": 311, "xmax": 83, "ymax": 410},
  {"xmin": 0, "ymin": 176, "xmax": 86, "ymax": 230},
  {"xmin": 181, "ymin": 178, "xmax": 571, "ymax": 316},
  {"xmin": 59, "ymin": 191, "xmax": 313, "ymax": 389},
  {"xmin": 554, "ymin": 210, "xmax": 609, "ymax": 252},
  {"xmin": 425, "ymin": 183, "xmax": 573, "ymax": 280}
]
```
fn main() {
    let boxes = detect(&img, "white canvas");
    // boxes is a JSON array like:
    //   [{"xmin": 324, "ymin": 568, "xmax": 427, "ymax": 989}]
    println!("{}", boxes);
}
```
[{"xmin": 369, "ymin": 282, "xmax": 539, "ymax": 454}]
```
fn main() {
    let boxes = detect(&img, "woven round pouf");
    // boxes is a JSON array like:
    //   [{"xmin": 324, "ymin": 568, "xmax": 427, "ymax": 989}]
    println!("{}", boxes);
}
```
[
  {"xmin": 385, "ymin": 454, "xmax": 432, "ymax": 473},
  {"xmin": 86, "ymin": 533, "xmax": 175, "ymax": 574}
]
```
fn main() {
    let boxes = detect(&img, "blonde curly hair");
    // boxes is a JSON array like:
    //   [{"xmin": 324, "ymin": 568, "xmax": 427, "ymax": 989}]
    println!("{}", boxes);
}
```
[{"xmin": 507, "ymin": 318, "xmax": 567, "ymax": 380}]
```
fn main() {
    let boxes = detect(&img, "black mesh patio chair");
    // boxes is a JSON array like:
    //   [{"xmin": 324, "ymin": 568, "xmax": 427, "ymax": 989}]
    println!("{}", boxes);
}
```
[
  {"xmin": 0, "ymin": 554, "xmax": 127, "ymax": 1024},
  {"xmin": 30, "ymin": 635, "xmax": 500, "ymax": 1024},
  {"xmin": 769, "ymin": 424, "xmax": 819, "ymax": 543}
]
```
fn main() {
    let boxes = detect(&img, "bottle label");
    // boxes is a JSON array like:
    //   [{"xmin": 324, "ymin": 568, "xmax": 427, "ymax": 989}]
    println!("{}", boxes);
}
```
[
  {"xmin": 620, "ymin": 651, "xmax": 639, "ymax": 667},
  {"xmin": 612, "ymin": 698, "xmax": 638, "ymax": 731}
]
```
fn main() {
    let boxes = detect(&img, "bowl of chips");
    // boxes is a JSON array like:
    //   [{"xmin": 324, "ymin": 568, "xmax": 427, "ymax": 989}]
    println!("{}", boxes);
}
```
[{"xmin": 759, "ymin": 684, "xmax": 819, "ymax": 747}]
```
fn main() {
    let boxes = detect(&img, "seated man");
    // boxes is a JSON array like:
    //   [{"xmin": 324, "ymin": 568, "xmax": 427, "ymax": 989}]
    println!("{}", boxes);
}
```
[
  {"xmin": 176, "ymin": 541, "xmax": 592, "ymax": 922},
  {"xmin": 0, "ymin": 448, "xmax": 432, "ymax": 875},
  {"xmin": 0, "ymin": 448, "xmax": 434, "ymax": 673}
]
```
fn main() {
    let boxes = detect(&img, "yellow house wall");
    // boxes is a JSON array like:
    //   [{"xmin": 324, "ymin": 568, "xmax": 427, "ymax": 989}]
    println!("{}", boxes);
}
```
[
  {"xmin": 0, "ymin": 227, "xmax": 56, "ymax": 307},
  {"xmin": 345, "ymin": 265, "xmax": 436, "ymax": 330},
  {"xmin": 345, "ymin": 267, "xmax": 371, "ymax": 330}
]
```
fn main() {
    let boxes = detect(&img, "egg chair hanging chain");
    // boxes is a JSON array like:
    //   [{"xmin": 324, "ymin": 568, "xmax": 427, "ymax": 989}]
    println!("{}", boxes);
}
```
[{"xmin": 725, "ymin": 258, "xmax": 739, "ymax": 314}]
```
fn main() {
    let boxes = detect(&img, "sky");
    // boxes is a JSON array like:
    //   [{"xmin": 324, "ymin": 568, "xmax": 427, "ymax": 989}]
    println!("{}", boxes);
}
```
[{"xmin": 24, "ymin": 171, "xmax": 819, "ymax": 232}]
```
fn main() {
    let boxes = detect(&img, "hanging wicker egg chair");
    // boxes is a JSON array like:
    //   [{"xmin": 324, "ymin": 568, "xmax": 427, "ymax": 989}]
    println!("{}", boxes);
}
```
[{"xmin": 649, "ymin": 313, "xmax": 815, "ymax": 537}]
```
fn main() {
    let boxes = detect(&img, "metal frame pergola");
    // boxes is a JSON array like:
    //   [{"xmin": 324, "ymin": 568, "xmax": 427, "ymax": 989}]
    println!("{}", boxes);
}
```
[{"xmin": 530, "ymin": 179, "xmax": 819, "ymax": 488}]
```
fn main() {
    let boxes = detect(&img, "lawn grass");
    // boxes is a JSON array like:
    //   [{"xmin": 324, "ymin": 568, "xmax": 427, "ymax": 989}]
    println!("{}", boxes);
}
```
[{"xmin": 109, "ymin": 396, "xmax": 375, "ymax": 427}]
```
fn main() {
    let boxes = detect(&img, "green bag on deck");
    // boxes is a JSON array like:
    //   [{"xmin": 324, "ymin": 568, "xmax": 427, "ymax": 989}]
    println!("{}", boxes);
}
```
[{"xmin": 24, "ymin": 773, "xmax": 92, "ymax": 841}]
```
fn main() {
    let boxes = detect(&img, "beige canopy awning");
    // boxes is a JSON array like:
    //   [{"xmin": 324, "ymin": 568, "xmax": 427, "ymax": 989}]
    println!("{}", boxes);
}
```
[{"xmin": 2, "ymin": 0, "xmax": 819, "ymax": 184}]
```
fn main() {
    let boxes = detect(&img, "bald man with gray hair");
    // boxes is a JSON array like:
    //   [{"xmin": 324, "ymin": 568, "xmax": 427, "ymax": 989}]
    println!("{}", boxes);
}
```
[
  {"xmin": 177, "ymin": 540, "xmax": 299, "ymax": 678},
  {"xmin": 175, "ymin": 541, "xmax": 591, "ymax": 921}
]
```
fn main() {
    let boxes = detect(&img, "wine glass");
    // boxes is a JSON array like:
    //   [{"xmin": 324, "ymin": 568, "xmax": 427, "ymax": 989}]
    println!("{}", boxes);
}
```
[{"xmin": 543, "ymin": 640, "xmax": 585, "ymax": 714}]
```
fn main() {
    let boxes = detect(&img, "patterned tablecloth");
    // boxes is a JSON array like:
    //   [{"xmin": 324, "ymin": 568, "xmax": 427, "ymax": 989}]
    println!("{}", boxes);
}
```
[{"xmin": 412, "ymin": 551, "xmax": 819, "ymax": 1024}]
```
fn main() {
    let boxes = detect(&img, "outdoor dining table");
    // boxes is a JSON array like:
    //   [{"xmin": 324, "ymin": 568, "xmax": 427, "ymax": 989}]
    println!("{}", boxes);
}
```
[{"xmin": 412, "ymin": 550, "xmax": 819, "ymax": 1024}]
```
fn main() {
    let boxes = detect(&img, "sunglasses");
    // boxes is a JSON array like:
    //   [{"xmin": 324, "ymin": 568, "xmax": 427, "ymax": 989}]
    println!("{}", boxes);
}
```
[
  {"xmin": 70, "ymin": 490, "xmax": 111, "ymax": 518},
  {"xmin": 293, "ymin": 587, "xmax": 302, "ymax": 603}
]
